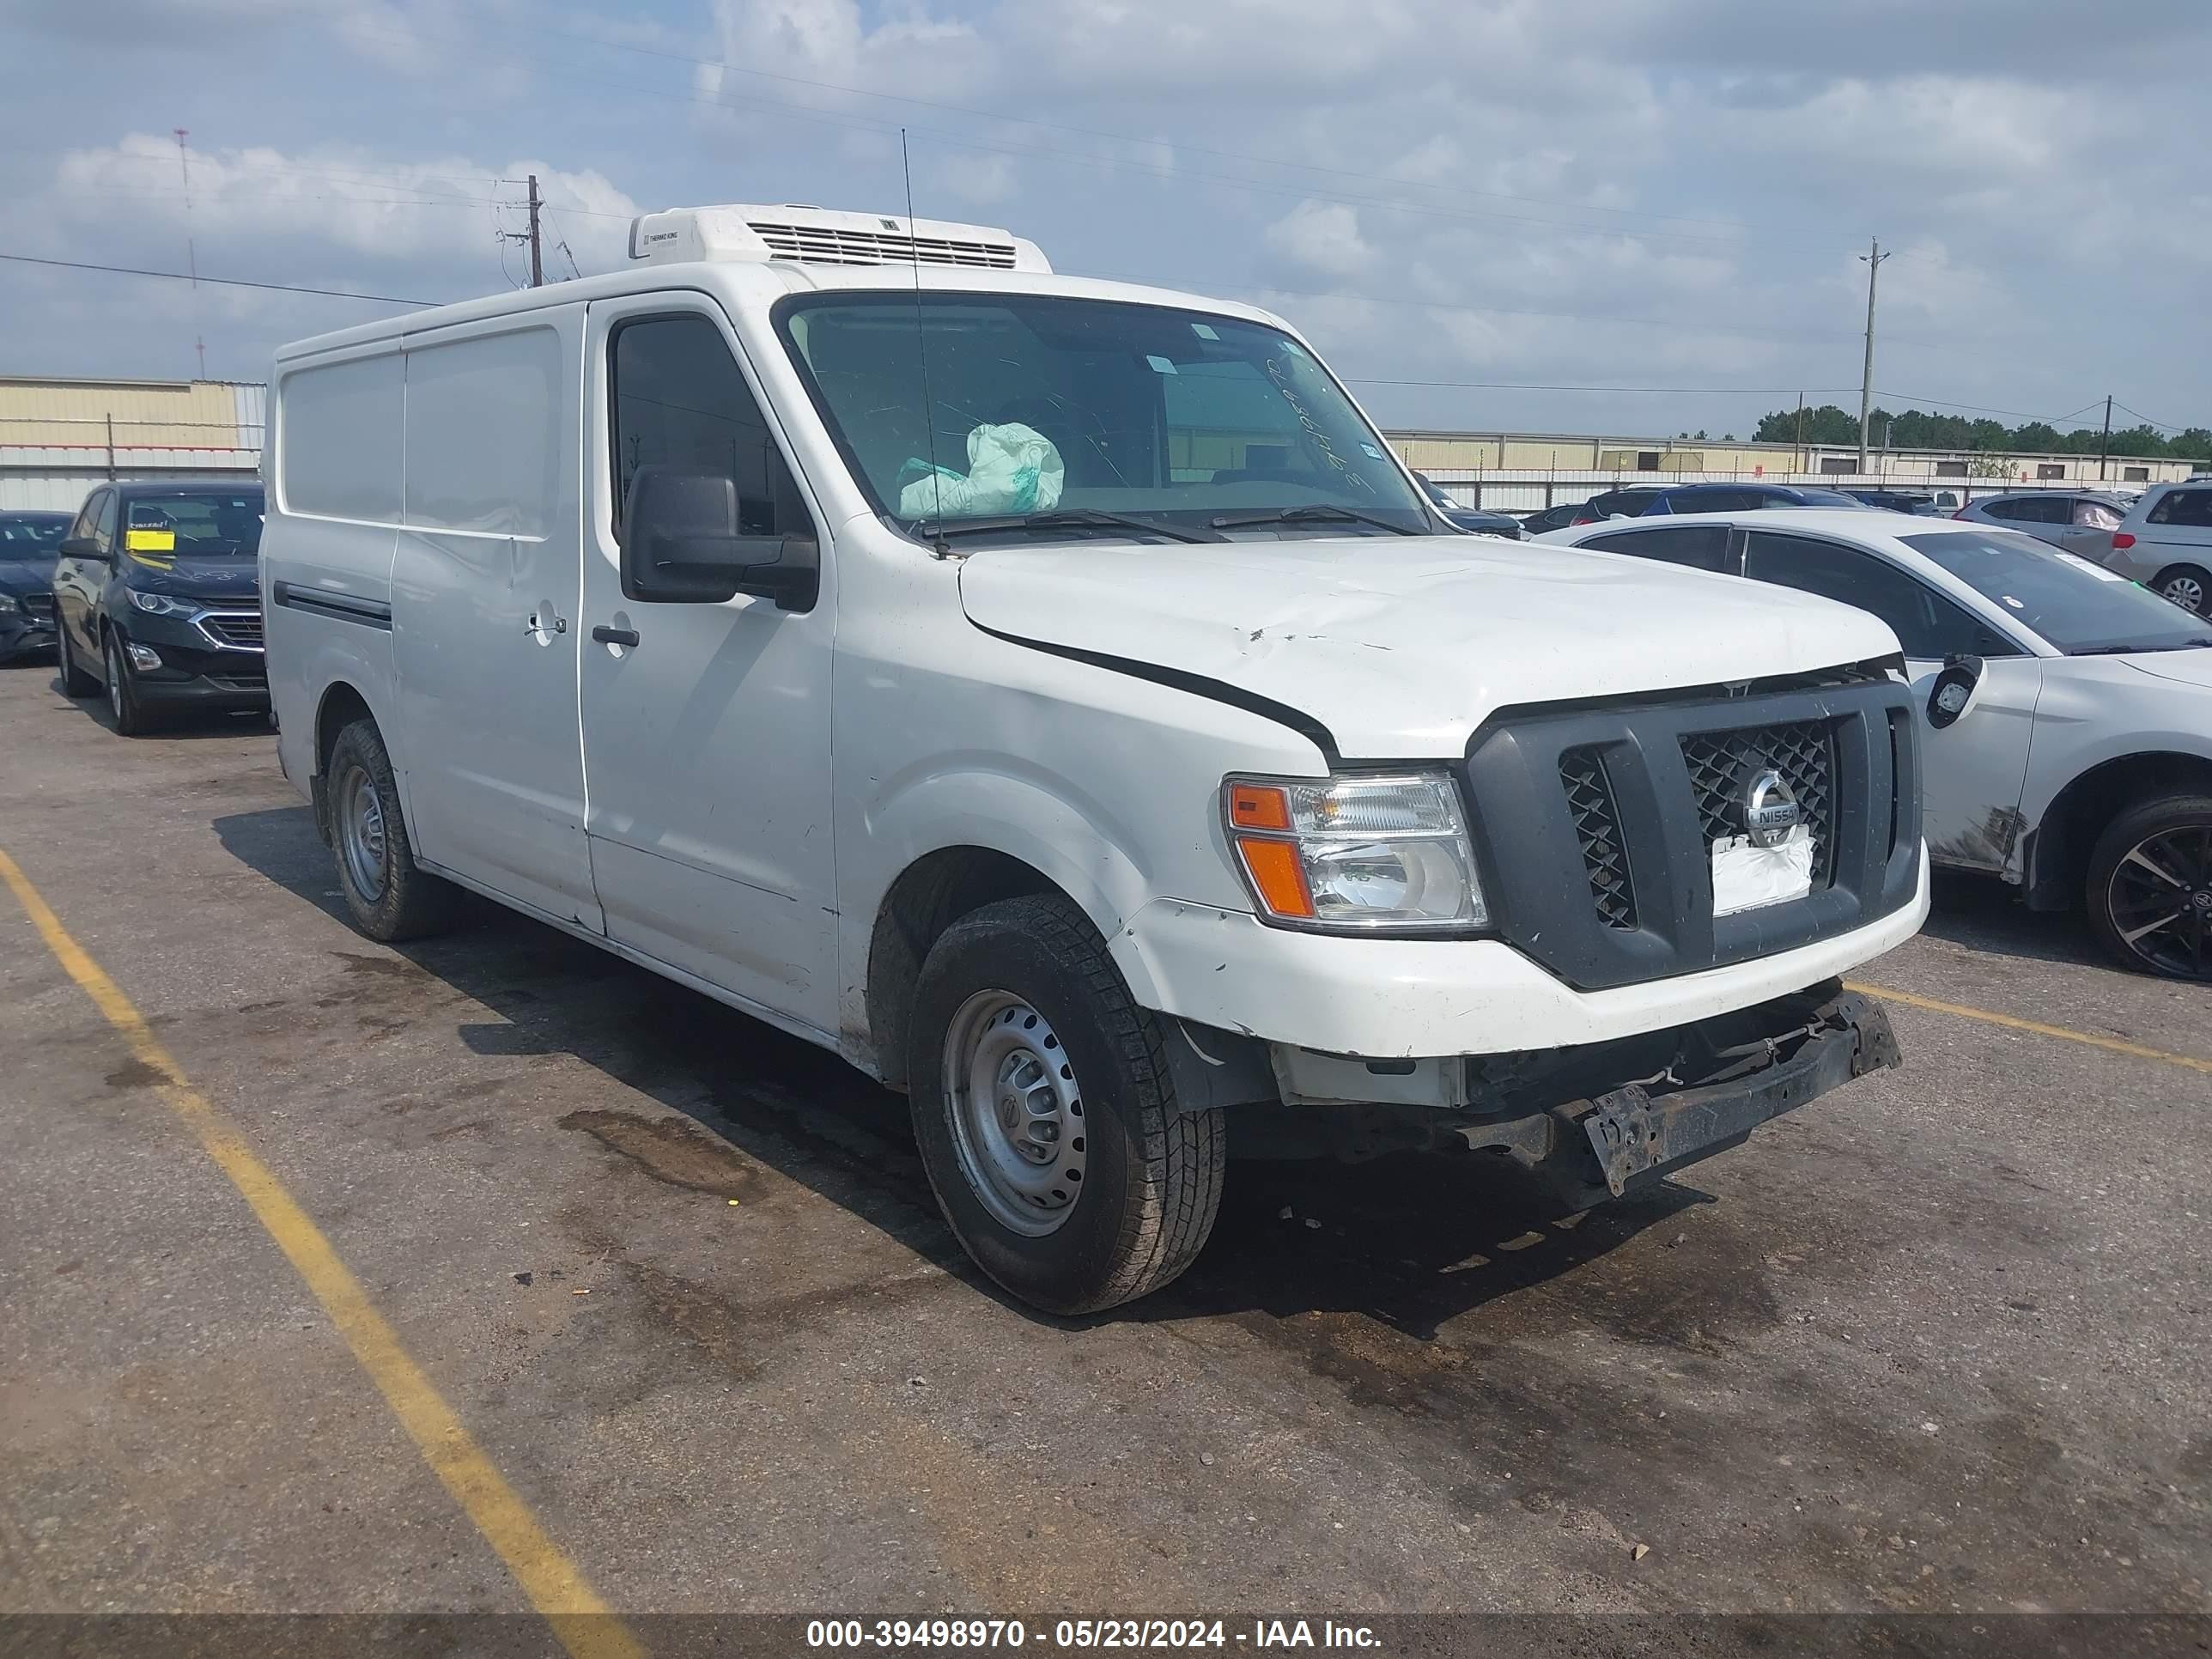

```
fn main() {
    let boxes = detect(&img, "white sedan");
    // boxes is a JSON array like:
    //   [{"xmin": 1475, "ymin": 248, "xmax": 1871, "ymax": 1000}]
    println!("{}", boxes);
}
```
[{"xmin": 1553, "ymin": 509, "xmax": 2212, "ymax": 981}]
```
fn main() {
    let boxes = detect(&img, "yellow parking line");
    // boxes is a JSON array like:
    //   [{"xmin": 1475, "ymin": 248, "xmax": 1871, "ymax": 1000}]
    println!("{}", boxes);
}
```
[
  {"xmin": 1848, "ymin": 980, "xmax": 2212, "ymax": 1077},
  {"xmin": 0, "ymin": 845, "xmax": 645, "ymax": 1659}
]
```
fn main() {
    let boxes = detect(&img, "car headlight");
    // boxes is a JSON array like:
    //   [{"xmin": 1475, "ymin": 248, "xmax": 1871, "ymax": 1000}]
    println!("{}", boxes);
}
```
[
  {"xmin": 1223, "ymin": 773, "xmax": 1487, "ymax": 931},
  {"xmin": 0, "ymin": 592, "xmax": 17, "ymax": 614},
  {"xmin": 128, "ymin": 591, "xmax": 200, "ymax": 617}
]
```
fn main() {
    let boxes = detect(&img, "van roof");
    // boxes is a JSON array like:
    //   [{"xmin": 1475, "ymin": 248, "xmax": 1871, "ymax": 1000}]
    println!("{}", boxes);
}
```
[{"xmin": 271, "ymin": 259, "xmax": 1294, "ymax": 367}]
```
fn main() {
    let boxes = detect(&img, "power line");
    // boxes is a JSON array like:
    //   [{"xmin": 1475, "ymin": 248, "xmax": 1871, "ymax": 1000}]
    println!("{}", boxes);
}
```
[
  {"xmin": 2113, "ymin": 400, "xmax": 2196, "ymax": 434},
  {"xmin": 1344, "ymin": 378, "xmax": 1862, "ymax": 395},
  {"xmin": 0, "ymin": 252, "xmax": 434, "ymax": 306}
]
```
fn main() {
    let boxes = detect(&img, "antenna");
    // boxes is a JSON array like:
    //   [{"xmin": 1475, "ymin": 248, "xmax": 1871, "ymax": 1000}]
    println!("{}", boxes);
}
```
[
  {"xmin": 174, "ymin": 128, "xmax": 205, "ymax": 380},
  {"xmin": 901, "ymin": 130, "xmax": 951, "ymax": 556}
]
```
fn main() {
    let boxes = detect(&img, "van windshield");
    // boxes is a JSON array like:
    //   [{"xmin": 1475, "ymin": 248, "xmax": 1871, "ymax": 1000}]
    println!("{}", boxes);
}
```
[{"xmin": 773, "ymin": 293, "xmax": 1433, "ymax": 544}]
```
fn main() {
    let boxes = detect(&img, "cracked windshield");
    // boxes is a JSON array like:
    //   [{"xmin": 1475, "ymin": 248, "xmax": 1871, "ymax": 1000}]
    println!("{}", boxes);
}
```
[{"xmin": 775, "ymin": 292, "xmax": 1433, "ymax": 543}]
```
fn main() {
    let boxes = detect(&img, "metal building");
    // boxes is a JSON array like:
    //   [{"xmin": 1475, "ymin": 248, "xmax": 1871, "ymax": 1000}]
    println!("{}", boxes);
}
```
[{"xmin": 0, "ymin": 375, "xmax": 263, "ymax": 512}]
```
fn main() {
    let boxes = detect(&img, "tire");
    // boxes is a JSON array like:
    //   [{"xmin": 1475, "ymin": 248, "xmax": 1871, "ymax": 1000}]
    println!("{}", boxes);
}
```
[
  {"xmin": 2084, "ymin": 793, "xmax": 2212, "ymax": 981},
  {"xmin": 103, "ymin": 629, "xmax": 155, "ymax": 736},
  {"xmin": 907, "ymin": 892, "xmax": 1224, "ymax": 1315},
  {"xmin": 56, "ymin": 623, "xmax": 97, "ymax": 696},
  {"xmin": 325, "ymin": 718, "xmax": 458, "ymax": 942},
  {"xmin": 2149, "ymin": 566, "xmax": 2210, "ymax": 618}
]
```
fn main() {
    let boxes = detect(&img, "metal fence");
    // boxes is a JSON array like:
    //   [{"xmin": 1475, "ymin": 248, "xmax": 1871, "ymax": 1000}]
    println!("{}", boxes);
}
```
[{"xmin": 1414, "ymin": 468, "xmax": 2130, "ymax": 514}]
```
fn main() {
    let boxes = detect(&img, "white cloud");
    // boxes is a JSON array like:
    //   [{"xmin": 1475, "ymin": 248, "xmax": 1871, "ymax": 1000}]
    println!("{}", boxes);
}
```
[{"xmin": 1265, "ymin": 202, "xmax": 1376, "ymax": 279}]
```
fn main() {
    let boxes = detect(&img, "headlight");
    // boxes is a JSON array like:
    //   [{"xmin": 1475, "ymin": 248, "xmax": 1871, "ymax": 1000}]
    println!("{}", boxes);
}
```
[
  {"xmin": 1223, "ymin": 773, "xmax": 1487, "ymax": 931},
  {"xmin": 0, "ymin": 592, "xmax": 17, "ymax": 614},
  {"xmin": 128, "ymin": 591, "xmax": 199, "ymax": 617}
]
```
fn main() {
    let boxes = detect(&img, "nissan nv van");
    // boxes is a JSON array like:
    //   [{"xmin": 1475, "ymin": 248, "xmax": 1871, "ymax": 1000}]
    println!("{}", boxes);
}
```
[{"xmin": 263, "ymin": 205, "xmax": 1927, "ymax": 1312}]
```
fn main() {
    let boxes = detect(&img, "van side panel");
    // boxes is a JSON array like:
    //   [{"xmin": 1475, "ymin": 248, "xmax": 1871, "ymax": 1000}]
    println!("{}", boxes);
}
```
[
  {"xmin": 389, "ymin": 312, "xmax": 602, "ymax": 930},
  {"xmin": 264, "ymin": 350, "xmax": 404, "ymax": 798}
]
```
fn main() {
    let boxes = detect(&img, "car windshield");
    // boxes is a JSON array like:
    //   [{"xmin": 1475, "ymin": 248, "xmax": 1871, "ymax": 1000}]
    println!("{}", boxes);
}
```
[
  {"xmin": 1901, "ymin": 530, "xmax": 2212, "ymax": 655},
  {"xmin": 774, "ymin": 292, "xmax": 1432, "ymax": 544},
  {"xmin": 0, "ymin": 515, "xmax": 66, "ymax": 556},
  {"xmin": 123, "ymin": 489, "xmax": 264, "ymax": 558}
]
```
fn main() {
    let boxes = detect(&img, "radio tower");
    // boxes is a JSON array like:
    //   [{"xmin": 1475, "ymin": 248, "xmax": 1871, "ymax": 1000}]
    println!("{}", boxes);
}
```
[{"xmin": 175, "ymin": 128, "xmax": 206, "ymax": 380}]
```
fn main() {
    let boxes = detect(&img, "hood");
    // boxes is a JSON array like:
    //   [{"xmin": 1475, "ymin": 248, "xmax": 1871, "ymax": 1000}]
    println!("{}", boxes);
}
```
[
  {"xmin": 958, "ymin": 536, "xmax": 1901, "ymax": 757},
  {"xmin": 0, "ymin": 556, "xmax": 58, "ymax": 595},
  {"xmin": 120, "ymin": 553, "xmax": 261, "ymax": 600},
  {"xmin": 2121, "ymin": 647, "xmax": 2212, "ymax": 692}
]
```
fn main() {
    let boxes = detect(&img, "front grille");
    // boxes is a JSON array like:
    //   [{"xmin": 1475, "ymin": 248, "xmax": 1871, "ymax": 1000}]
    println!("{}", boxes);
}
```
[
  {"xmin": 202, "ymin": 610, "xmax": 263, "ymax": 649},
  {"xmin": 21, "ymin": 592, "xmax": 53, "ymax": 622},
  {"xmin": 1560, "ymin": 746, "xmax": 1637, "ymax": 930},
  {"xmin": 208, "ymin": 670, "xmax": 267, "ymax": 690},
  {"xmin": 747, "ymin": 221, "xmax": 1018, "ymax": 269},
  {"xmin": 1680, "ymin": 720, "xmax": 1837, "ymax": 885}
]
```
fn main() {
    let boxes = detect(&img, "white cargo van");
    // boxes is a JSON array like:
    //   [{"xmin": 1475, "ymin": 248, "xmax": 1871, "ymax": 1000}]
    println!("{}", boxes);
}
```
[{"xmin": 264, "ymin": 205, "xmax": 1929, "ymax": 1312}]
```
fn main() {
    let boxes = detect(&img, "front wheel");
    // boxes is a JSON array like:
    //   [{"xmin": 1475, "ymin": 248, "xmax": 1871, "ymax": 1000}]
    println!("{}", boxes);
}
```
[
  {"xmin": 908, "ymin": 893, "xmax": 1224, "ymax": 1315},
  {"xmin": 103, "ymin": 631, "xmax": 154, "ymax": 736},
  {"xmin": 2086, "ymin": 793, "xmax": 2212, "ymax": 981}
]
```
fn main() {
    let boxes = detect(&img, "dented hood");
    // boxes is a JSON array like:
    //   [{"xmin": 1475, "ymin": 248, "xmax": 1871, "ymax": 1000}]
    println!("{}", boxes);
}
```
[{"xmin": 958, "ymin": 536, "xmax": 1900, "ymax": 757}]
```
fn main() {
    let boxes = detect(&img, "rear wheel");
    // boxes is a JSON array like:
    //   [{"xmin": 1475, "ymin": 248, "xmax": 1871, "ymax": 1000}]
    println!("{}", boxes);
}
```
[
  {"xmin": 103, "ymin": 631, "xmax": 154, "ymax": 736},
  {"xmin": 326, "ymin": 718, "xmax": 457, "ymax": 941},
  {"xmin": 907, "ymin": 893, "xmax": 1224, "ymax": 1314},
  {"xmin": 56, "ymin": 623, "xmax": 97, "ymax": 696},
  {"xmin": 2151, "ymin": 565, "xmax": 2209, "ymax": 617},
  {"xmin": 2085, "ymin": 793, "xmax": 2212, "ymax": 981}
]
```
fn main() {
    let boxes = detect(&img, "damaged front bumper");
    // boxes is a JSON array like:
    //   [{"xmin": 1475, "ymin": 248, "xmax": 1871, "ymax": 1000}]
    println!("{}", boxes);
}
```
[{"xmin": 1255, "ymin": 981, "xmax": 1900, "ymax": 1204}]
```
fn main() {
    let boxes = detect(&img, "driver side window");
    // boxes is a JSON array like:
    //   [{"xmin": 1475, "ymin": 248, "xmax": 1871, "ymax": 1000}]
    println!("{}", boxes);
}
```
[
  {"xmin": 1743, "ymin": 532, "xmax": 2017, "ymax": 660},
  {"xmin": 70, "ymin": 490, "xmax": 115, "ymax": 553}
]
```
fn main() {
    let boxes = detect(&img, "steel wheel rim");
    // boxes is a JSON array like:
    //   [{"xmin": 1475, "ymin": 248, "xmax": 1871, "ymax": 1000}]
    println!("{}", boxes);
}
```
[
  {"xmin": 2160, "ymin": 574, "xmax": 2206, "ymax": 614},
  {"xmin": 941, "ymin": 989, "xmax": 1088, "ymax": 1237},
  {"xmin": 106, "ymin": 639, "xmax": 125, "ymax": 721},
  {"xmin": 337, "ymin": 765, "xmax": 390, "ymax": 903},
  {"xmin": 2107, "ymin": 825, "xmax": 2212, "ymax": 980}
]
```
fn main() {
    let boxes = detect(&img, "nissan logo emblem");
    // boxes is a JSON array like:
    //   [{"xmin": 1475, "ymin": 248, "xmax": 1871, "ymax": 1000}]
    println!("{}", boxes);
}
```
[{"xmin": 1741, "ymin": 767, "xmax": 1801, "ymax": 850}]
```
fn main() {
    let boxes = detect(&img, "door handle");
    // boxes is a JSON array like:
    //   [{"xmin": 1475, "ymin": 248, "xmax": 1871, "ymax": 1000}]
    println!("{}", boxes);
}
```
[{"xmin": 592, "ymin": 625, "xmax": 640, "ymax": 647}]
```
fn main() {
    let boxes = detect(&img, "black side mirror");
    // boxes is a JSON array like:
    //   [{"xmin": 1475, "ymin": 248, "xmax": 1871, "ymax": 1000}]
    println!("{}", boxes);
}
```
[
  {"xmin": 618, "ymin": 466, "xmax": 817, "ymax": 611},
  {"xmin": 58, "ymin": 535, "xmax": 104, "ymax": 561},
  {"xmin": 1928, "ymin": 653, "xmax": 1983, "ymax": 730}
]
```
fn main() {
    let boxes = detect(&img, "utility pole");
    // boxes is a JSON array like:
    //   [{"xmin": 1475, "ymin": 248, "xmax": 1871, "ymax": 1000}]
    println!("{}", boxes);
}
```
[
  {"xmin": 175, "ymin": 128, "xmax": 205, "ymax": 380},
  {"xmin": 1857, "ymin": 237, "xmax": 1889, "ymax": 477},
  {"xmin": 526, "ymin": 174, "xmax": 544, "ymax": 288},
  {"xmin": 1795, "ymin": 392, "xmax": 1806, "ymax": 476},
  {"xmin": 2099, "ymin": 394, "xmax": 2113, "ymax": 482}
]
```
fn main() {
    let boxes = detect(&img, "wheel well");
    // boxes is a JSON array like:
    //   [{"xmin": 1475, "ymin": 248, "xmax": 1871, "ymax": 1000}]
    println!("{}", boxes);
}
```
[
  {"xmin": 866, "ymin": 848, "xmax": 1060, "ymax": 1091},
  {"xmin": 2023, "ymin": 751, "xmax": 2212, "ymax": 910},
  {"xmin": 314, "ymin": 682, "xmax": 374, "ymax": 776}
]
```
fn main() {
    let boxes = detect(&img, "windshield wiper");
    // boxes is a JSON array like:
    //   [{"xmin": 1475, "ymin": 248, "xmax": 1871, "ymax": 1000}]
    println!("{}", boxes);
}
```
[
  {"xmin": 917, "ymin": 508, "xmax": 1220, "ymax": 545},
  {"xmin": 1209, "ymin": 503, "xmax": 1419, "ymax": 537}
]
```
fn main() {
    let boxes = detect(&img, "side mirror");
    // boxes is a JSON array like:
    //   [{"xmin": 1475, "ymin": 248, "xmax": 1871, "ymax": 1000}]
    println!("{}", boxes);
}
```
[
  {"xmin": 1927, "ymin": 653, "xmax": 1983, "ymax": 730},
  {"xmin": 58, "ymin": 535, "xmax": 104, "ymax": 561},
  {"xmin": 618, "ymin": 466, "xmax": 818, "ymax": 611}
]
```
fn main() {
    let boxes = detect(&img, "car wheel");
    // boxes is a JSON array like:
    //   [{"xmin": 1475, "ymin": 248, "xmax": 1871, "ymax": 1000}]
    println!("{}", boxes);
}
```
[
  {"xmin": 907, "ymin": 892, "xmax": 1224, "ymax": 1315},
  {"xmin": 103, "ymin": 631, "xmax": 154, "ymax": 736},
  {"xmin": 56, "ymin": 623, "xmax": 97, "ymax": 696},
  {"xmin": 326, "ymin": 717, "xmax": 458, "ymax": 941},
  {"xmin": 2085, "ymin": 793, "xmax": 2212, "ymax": 982},
  {"xmin": 2150, "ymin": 565, "xmax": 2209, "ymax": 617}
]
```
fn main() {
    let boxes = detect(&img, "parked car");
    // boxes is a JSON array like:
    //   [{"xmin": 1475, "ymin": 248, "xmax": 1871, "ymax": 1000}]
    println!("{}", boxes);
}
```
[
  {"xmin": 1641, "ymin": 482, "xmax": 1869, "ymax": 515},
  {"xmin": 1843, "ymin": 488, "xmax": 1954, "ymax": 515},
  {"xmin": 1413, "ymin": 477, "xmax": 1524, "ymax": 538},
  {"xmin": 1954, "ymin": 490, "xmax": 2130, "ymax": 560},
  {"xmin": 51, "ymin": 482, "xmax": 268, "ymax": 734},
  {"xmin": 1563, "ymin": 508, "xmax": 2212, "ymax": 979},
  {"xmin": 264, "ymin": 202, "xmax": 1924, "ymax": 1314},
  {"xmin": 1568, "ymin": 484, "xmax": 1671, "ymax": 524},
  {"xmin": 1518, "ymin": 502, "xmax": 1585, "ymax": 536},
  {"xmin": 2104, "ymin": 479, "xmax": 2212, "ymax": 617},
  {"xmin": 0, "ymin": 509, "xmax": 69, "ymax": 663}
]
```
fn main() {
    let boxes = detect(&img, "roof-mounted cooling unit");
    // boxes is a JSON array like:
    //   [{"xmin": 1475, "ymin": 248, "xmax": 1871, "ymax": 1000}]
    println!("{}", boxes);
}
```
[{"xmin": 627, "ymin": 204, "xmax": 1051, "ymax": 273}]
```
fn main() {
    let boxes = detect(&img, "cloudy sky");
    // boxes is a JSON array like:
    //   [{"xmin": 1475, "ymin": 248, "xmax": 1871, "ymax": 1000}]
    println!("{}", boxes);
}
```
[{"xmin": 3, "ymin": 0, "xmax": 2207, "ymax": 442}]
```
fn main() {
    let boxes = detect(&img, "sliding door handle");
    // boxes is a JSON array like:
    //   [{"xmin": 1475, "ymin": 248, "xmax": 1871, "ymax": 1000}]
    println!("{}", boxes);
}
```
[{"xmin": 591, "ymin": 624, "xmax": 640, "ymax": 647}]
